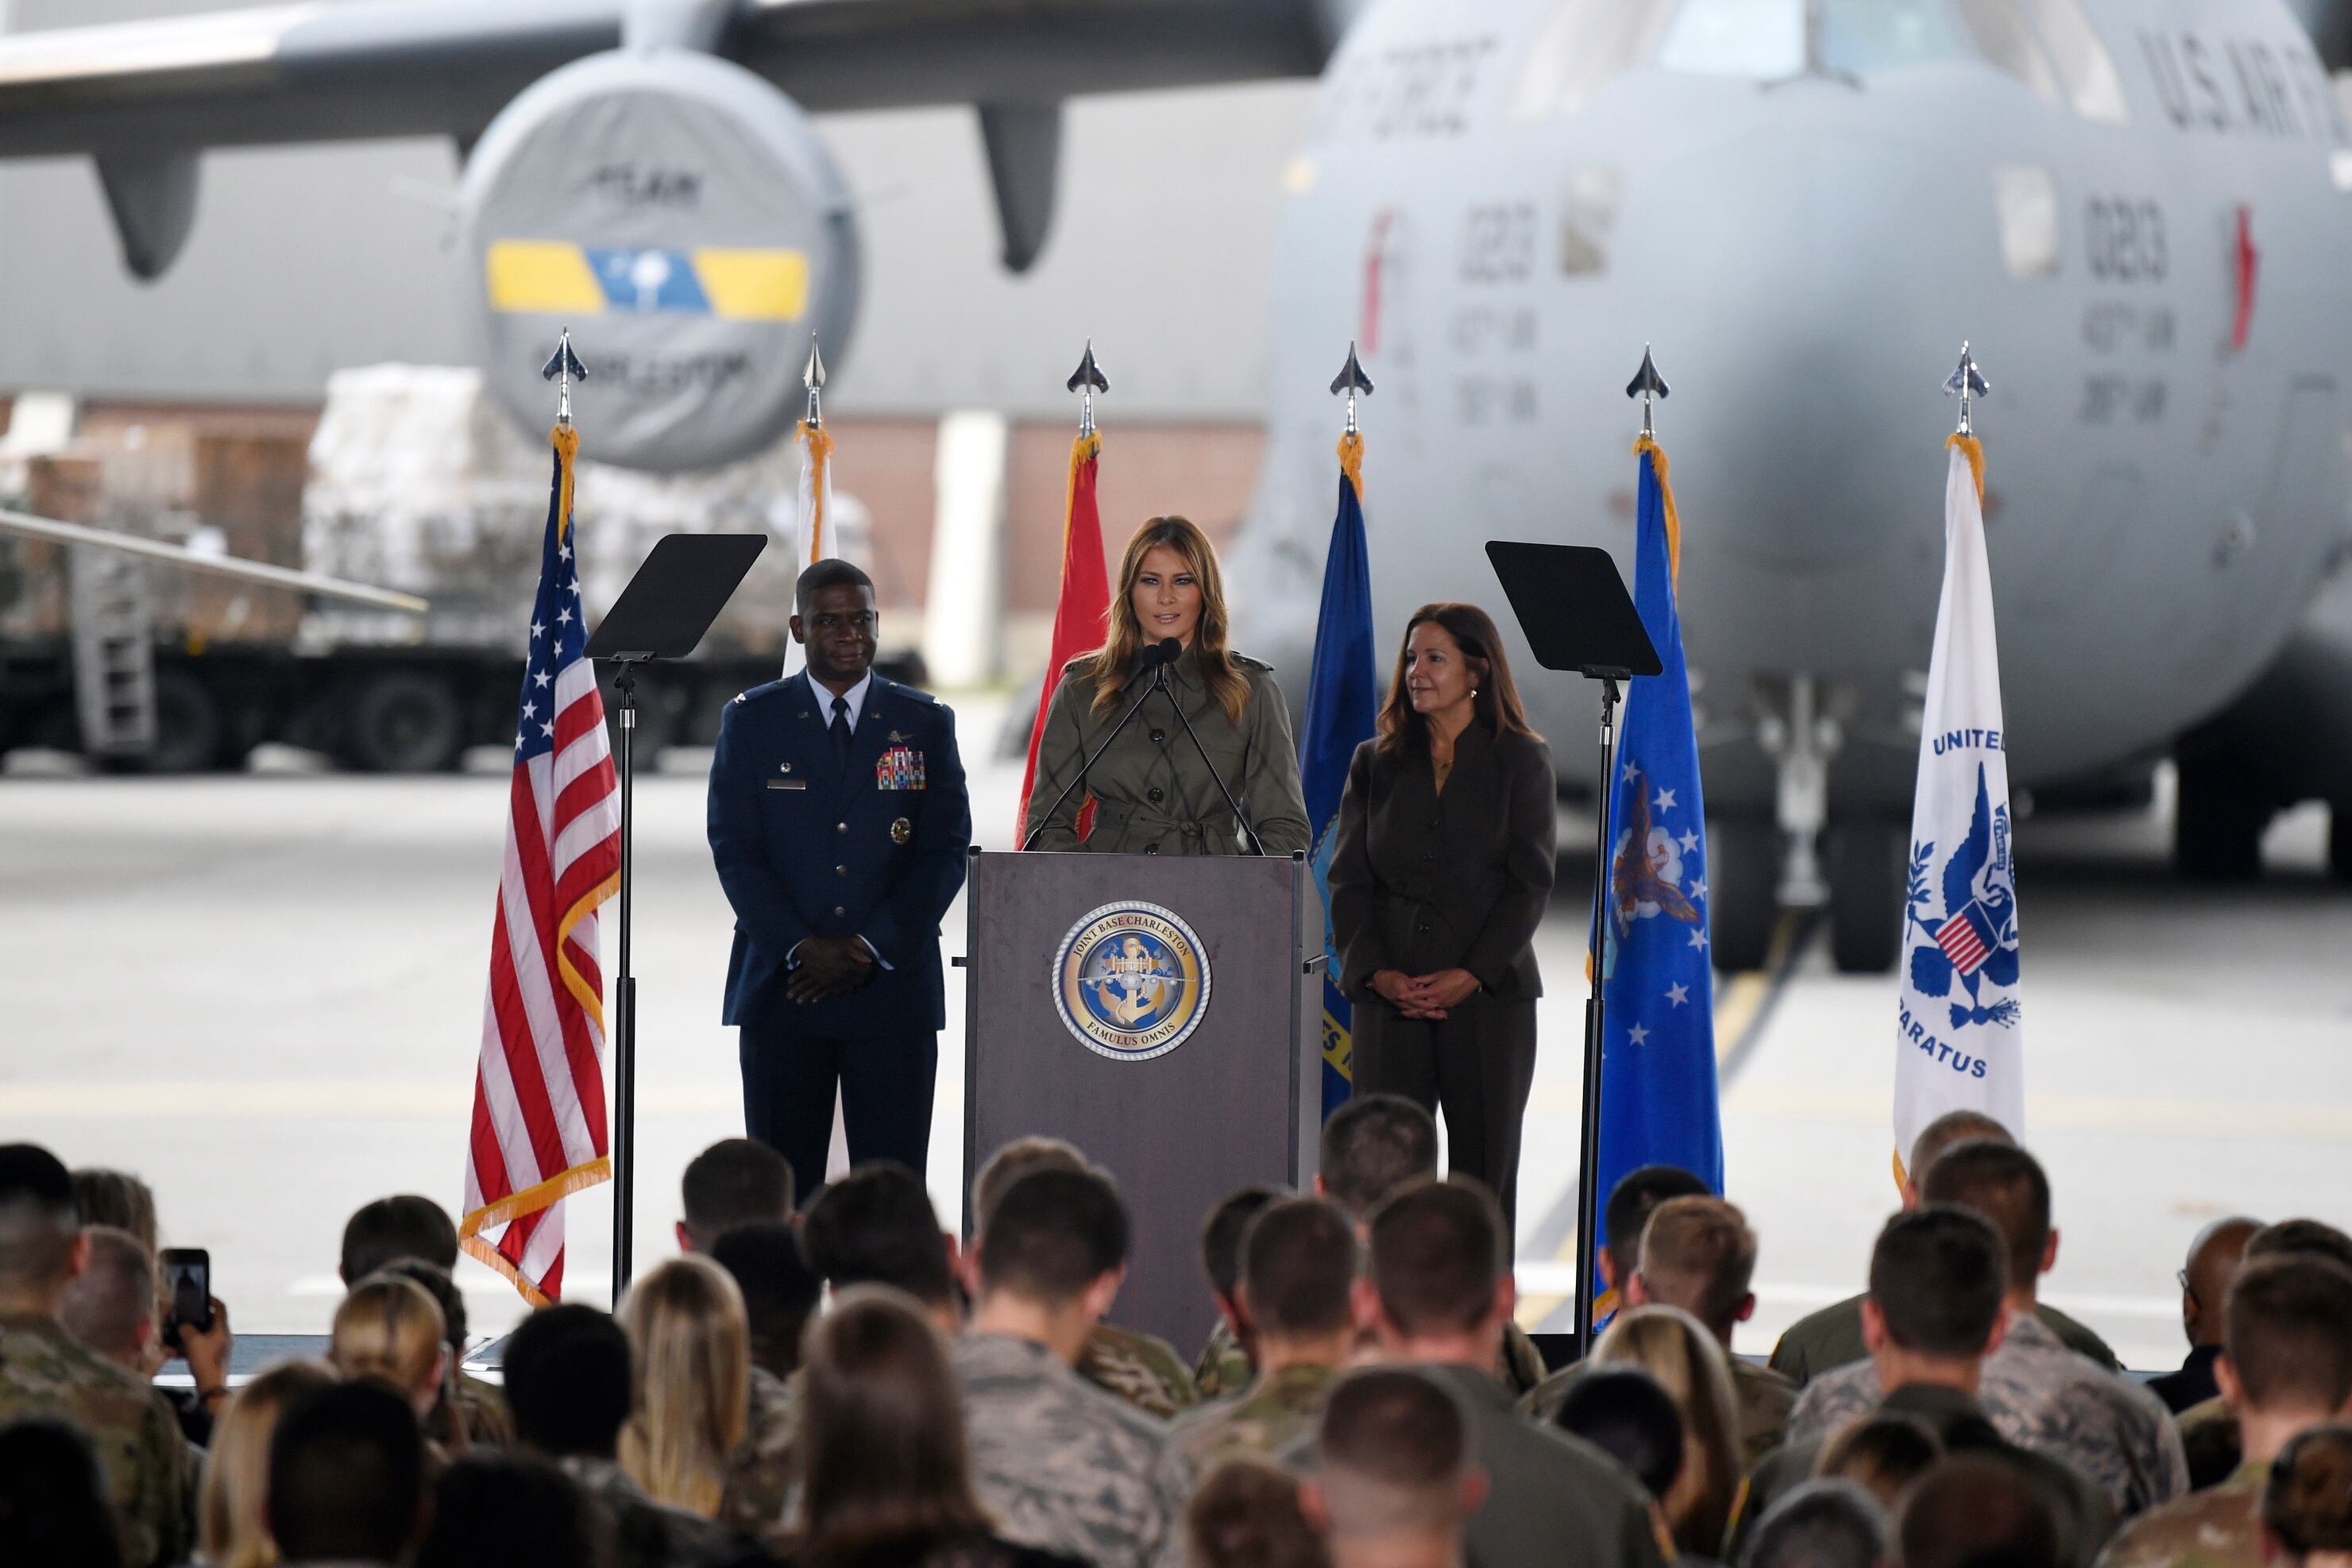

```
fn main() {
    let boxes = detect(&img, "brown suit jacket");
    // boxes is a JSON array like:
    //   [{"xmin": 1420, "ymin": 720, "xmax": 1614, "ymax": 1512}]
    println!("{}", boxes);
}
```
[{"xmin": 1328, "ymin": 724, "xmax": 1555, "ymax": 1000}]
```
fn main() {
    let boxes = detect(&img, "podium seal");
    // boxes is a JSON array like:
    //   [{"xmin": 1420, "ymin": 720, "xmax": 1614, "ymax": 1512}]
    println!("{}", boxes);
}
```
[{"xmin": 1052, "ymin": 901, "xmax": 1212, "ymax": 1061}]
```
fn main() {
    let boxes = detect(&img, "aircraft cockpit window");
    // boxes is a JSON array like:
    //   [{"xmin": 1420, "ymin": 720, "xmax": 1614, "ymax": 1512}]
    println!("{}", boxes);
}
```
[
  {"xmin": 1507, "ymin": 0, "xmax": 1676, "ymax": 124},
  {"xmin": 1951, "ymin": 0, "xmax": 2130, "ymax": 124},
  {"xmin": 1653, "ymin": 0, "xmax": 1964, "ymax": 80},
  {"xmin": 1510, "ymin": 0, "xmax": 2128, "ymax": 123}
]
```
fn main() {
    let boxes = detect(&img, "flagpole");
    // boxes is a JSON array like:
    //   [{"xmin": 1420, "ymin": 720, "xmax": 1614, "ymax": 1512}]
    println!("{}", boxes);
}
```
[
  {"xmin": 1570, "ymin": 347, "xmax": 1674, "ymax": 1357},
  {"xmin": 540, "ymin": 329, "xmax": 636, "ymax": 1302}
]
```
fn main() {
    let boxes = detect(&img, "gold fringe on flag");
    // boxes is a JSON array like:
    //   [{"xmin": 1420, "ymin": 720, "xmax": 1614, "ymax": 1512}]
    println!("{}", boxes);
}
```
[
  {"xmin": 1947, "ymin": 431, "xmax": 1986, "ymax": 504},
  {"xmin": 797, "ymin": 419, "xmax": 836, "ymax": 562},
  {"xmin": 1633, "ymin": 434, "xmax": 1681, "ymax": 584}
]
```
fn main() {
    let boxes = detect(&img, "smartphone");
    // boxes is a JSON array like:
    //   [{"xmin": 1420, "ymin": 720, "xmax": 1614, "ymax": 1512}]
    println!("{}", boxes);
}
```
[{"xmin": 160, "ymin": 1247, "xmax": 212, "ymax": 1355}]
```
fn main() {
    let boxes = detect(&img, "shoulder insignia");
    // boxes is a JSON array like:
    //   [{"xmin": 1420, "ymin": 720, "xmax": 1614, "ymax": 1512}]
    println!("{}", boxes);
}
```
[
  {"xmin": 732, "ymin": 691, "xmax": 746, "ymax": 704},
  {"xmin": 1232, "ymin": 651, "xmax": 1274, "ymax": 672},
  {"xmin": 734, "ymin": 678, "xmax": 791, "ymax": 705}
]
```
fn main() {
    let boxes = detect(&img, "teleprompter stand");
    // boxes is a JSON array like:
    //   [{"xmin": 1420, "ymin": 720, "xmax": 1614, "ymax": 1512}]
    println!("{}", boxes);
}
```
[
  {"xmin": 585, "ymin": 532, "xmax": 766, "ymax": 1298},
  {"xmin": 1485, "ymin": 541, "xmax": 1659, "ymax": 1358}
]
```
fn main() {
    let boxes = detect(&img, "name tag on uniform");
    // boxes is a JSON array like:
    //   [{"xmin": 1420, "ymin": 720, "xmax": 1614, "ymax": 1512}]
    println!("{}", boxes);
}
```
[
  {"xmin": 877, "ymin": 746, "xmax": 926, "ymax": 791},
  {"xmin": 767, "ymin": 778, "xmax": 808, "ymax": 791}
]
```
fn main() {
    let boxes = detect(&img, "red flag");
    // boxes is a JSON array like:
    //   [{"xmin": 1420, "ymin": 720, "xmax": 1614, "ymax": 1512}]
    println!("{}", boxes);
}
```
[{"xmin": 1015, "ymin": 429, "xmax": 1110, "ymax": 839}]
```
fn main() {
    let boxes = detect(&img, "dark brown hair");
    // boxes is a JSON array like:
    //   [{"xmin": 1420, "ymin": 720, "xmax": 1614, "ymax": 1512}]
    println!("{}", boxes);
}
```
[
  {"xmin": 1243, "ymin": 1198, "xmax": 1358, "ymax": 1339},
  {"xmin": 1088, "ymin": 516, "xmax": 1249, "ymax": 724},
  {"xmin": 2264, "ymin": 1421, "xmax": 2352, "ymax": 1556},
  {"xmin": 795, "ymin": 1286, "xmax": 992, "ymax": 1566},
  {"xmin": 1186, "ymin": 1457, "xmax": 1330, "ymax": 1568},
  {"xmin": 1867, "ymin": 1206, "xmax": 2008, "ymax": 1360},
  {"xmin": 1366, "ymin": 1179, "xmax": 1504, "ymax": 1337},
  {"xmin": 1920, "ymin": 1139, "xmax": 2050, "ymax": 1299},
  {"xmin": 2224, "ymin": 1256, "xmax": 2352, "ymax": 1412},
  {"xmin": 1817, "ymin": 1412, "xmax": 1944, "ymax": 1512},
  {"xmin": 1372, "ymin": 602, "xmax": 1538, "ymax": 758}
]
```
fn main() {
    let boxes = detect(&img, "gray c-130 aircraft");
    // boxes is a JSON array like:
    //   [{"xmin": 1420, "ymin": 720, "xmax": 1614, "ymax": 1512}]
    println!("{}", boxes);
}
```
[{"xmin": 2, "ymin": 0, "xmax": 2349, "ymax": 971}]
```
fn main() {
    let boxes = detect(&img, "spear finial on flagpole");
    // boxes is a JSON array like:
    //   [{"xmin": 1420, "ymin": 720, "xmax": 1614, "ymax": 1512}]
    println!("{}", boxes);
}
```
[
  {"xmin": 1330, "ymin": 342, "xmax": 1374, "ymax": 435},
  {"xmin": 803, "ymin": 338, "xmax": 827, "ymax": 430},
  {"xmin": 1067, "ymin": 340, "xmax": 1108, "ymax": 436},
  {"xmin": 540, "ymin": 328, "xmax": 587, "ymax": 427},
  {"xmin": 1945, "ymin": 341, "xmax": 1989, "ymax": 436},
  {"xmin": 1626, "ymin": 345, "xmax": 1670, "ymax": 439}
]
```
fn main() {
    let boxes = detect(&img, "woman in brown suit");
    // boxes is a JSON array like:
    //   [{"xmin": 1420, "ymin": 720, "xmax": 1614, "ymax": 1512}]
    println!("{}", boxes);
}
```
[{"xmin": 1330, "ymin": 602, "xmax": 1555, "ymax": 1228}]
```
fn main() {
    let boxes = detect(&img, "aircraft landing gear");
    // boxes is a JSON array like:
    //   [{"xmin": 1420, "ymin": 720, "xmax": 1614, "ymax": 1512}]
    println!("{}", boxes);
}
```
[
  {"xmin": 1825, "ymin": 823, "xmax": 1904, "ymax": 974},
  {"xmin": 1709, "ymin": 820, "xmax": 1778, "ymax": 974},
  {"xmin": 2173, "ymin": 752, "xmax": 2270, "ymax": 882}
]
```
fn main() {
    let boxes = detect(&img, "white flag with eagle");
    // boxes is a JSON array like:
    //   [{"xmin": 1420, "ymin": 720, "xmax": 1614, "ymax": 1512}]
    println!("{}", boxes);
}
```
[{"xmin": 1894, "ymin": 432, "xmax": 2026, "ymax": 1179}]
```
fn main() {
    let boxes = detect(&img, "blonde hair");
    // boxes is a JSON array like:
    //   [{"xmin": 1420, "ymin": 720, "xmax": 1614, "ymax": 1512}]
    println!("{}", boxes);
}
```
[
  {"xmin": 1087, "ymin": 516, "xmax": 1249, "ymax": 724},
  {"xmin": 1593, "ymin": 1304, "xmax": 1742, "ymax": 1557},
  {"xmin": 198, "ymin": 1359, "xmax": 336, "ymax": 1568},
  {"xmin": 619, "ymin": 1255, "xmax": 751, "ymax": 1517},
  {"xmin": 331, "ymin": 1274, "xmax": 447, "ymax": 1410}
]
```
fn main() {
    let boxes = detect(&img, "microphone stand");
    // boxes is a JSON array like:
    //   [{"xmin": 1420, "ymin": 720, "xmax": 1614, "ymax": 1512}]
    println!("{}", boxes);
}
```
[
  {"xmin": 1154, "ymin": 670, "xmax": 1265, "ymax": 855},
  {"xmin": 1019, "ymin": 652, "xmax": 1172, "ymax": 851}
]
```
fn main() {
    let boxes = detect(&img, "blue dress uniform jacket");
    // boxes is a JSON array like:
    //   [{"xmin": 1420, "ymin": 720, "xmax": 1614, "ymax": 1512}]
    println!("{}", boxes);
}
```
[{"xmin": 709, "ymin": 671, "xmax": 971, "ymax": 1038}]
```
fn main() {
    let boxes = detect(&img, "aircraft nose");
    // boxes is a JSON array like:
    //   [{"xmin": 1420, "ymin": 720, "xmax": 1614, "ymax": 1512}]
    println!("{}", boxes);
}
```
[{"xmin": 1611, "ymin": 122, "xmax": 1987, "ymax": 576}]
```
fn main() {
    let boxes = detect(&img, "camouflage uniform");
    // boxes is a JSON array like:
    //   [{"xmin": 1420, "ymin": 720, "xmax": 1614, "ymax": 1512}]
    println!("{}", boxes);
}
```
[
  {"xmin": 1768, "ymin": 1292, "xmax": 2118, "ymax": 1386},
  {"xmin": 0, "ymin": 1311, "xmax": 191, "ymax": 1567},
  {"xmin": 1193, "ymin": 1317, "xmax": 1252, "ymax": 1402},
  {"xmin": 558, "ymin": 1453, "xmax": 743, "ymax": 1568},
  {"xmin": 1786, "ymin": 1311, "xmax": 2188, "ymax": 1518},
  {"xmin": 954, "ymin": 1331, "xmax": 1194, "ymax": 1568},
  {"xmin": 1078, "ymin": 1323, "xmax": 1199, "ymax": 1419},
  {"xmin": 2092, "ymin": 1461, "xmax": 2265, "ymax": 1568},
  {"xmin": 1195, "ymin": 1313, "xmax": 1542, "ymax": 1403},
  {"xmin": 722, "ymin": 1363, "xmax": 801, "ymax": 1535},
  {"xmin": 1169, "ymin": 1362, "xmax": 1337, "ymax": 1470},
  {"xmin": 1522, "ymin": 1351, "xmax": 1796, "ymax": 1467},
  {"xmin": 2174, "ymin": 1397, "xmax": 2242, "ymax": 1492}
]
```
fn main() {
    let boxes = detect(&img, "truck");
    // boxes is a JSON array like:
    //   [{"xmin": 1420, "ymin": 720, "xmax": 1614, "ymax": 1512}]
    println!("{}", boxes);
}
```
[{"xmin": 0, "ymin": 367, "xmax": 903, "ymax": 774}]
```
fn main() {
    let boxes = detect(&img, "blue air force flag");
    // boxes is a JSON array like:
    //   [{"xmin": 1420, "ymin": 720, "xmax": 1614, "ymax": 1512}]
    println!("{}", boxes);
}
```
[
  {"xmin": 1895, "ymin": 435, "xmax": 2024, "ymax": 1170},
  {"xmin": 1595, "ymin": 438, "xmax": 1724, "ymax": 1301},
  {"xmin": 1300, "ymin": 434, "xmax": 1379, "ymax": 1119}
]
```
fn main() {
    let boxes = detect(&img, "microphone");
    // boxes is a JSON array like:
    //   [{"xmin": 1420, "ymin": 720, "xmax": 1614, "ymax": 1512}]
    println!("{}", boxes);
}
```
[
  {"xmin": 1147, "ymin": 641, "xmax": 1267, "ymax": 856},
  {"xmin": 1018, "ymin": 641, "xmax": 1177, "ymax": 852}
]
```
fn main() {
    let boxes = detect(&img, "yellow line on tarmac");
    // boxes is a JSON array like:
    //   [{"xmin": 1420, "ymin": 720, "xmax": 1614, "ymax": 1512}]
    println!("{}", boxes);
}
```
[{"xmin": 1517, "ymin": 912, "xmax": 1809, "ymax": 1329}]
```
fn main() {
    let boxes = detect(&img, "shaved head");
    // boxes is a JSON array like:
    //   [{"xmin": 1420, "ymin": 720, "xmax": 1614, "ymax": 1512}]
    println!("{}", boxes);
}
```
[{"xmin": 2184, "ymin": 1217, "xmax": 2261, "ymax": 1348}]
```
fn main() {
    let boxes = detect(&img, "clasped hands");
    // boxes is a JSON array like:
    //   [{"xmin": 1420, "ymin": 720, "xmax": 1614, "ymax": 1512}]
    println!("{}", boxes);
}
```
[
  {"xmin": 1370, "ymin": 967, "xmax": 1480, "ymax": 1020},
  {"xmin": 788, "ymin": 936, "xmax": 875, "ymax": 1003}
]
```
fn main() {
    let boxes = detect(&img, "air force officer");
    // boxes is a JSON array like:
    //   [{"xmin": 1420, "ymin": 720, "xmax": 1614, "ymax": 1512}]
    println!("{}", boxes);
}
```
[{"xmin": 707, "ymin": 560, "xmax": 971, "ymax": 1200}]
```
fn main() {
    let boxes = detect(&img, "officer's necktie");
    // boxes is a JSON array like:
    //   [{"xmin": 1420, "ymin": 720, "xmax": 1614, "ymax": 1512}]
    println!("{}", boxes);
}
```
[{"xmin": 829, "ymin": 694, "xmax": 852, "ymax": 767}]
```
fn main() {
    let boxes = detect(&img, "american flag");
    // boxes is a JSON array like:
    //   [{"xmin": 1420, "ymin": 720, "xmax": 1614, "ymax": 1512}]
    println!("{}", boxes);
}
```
[
  {"xmin": 459, "ymin": 424, "xmax": 620, "ymax": 1304},
  {"xmin": 1933, "ymin": 900, "xmax": 1995, "ymax": 977}
]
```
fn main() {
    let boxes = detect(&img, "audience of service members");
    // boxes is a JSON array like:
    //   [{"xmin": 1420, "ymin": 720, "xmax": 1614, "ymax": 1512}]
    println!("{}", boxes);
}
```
[{"xmin": 3, "ymin": 1110, "xmax": 2351, "ymax": 1568}]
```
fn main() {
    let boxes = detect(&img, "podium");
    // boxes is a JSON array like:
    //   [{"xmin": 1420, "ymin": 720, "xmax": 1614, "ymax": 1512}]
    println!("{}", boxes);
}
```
[{"xmin": 962, "ymin": 848, "xmax": 1323, "ymax": 1351}]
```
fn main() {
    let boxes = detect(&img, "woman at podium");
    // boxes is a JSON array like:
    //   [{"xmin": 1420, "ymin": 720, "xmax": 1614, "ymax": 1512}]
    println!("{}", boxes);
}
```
[
  {"xmin": 1329, "ymin": 602, "xmax": 1556, "ymax": 1228},
  {"xmin": 1024, "ymin": 516, "xmax": 1309, "ymax": 856}
]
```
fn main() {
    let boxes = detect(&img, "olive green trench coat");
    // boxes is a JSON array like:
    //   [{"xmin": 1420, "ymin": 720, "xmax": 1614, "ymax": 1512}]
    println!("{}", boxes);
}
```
[{"xmin": 1022, "ymin": 646, "xmax": 1311, "ymax": 856}]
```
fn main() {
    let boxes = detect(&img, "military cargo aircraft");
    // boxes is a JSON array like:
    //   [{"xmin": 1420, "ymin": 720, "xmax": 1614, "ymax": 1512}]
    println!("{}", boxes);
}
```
[{"xmin": 2, "ymin": 0, "xmax": 2348, "ymax": 971}]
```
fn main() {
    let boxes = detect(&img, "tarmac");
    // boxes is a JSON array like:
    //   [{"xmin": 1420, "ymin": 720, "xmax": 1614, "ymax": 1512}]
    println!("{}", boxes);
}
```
[{"xmin": 3, "ymin": 693, "xmax": 2346, "ymax": 1373}]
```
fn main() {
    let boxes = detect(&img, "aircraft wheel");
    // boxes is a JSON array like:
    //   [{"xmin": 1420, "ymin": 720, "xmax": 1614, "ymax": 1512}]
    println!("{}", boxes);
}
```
[
  {"xmin": 1709, "ymin": 819, "xmax": 1776, "ymax": 974},
  {"xmin": 341, "ymin": 671, "xmax": 464, "ymax": 773},
  {"xmin": 1826, "ymin": 824, "xmax": 1904, "ymax": 974},
  {"xmin": 2173, "ymin": 754, "xmax": 2268, "ymax": 882}
]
